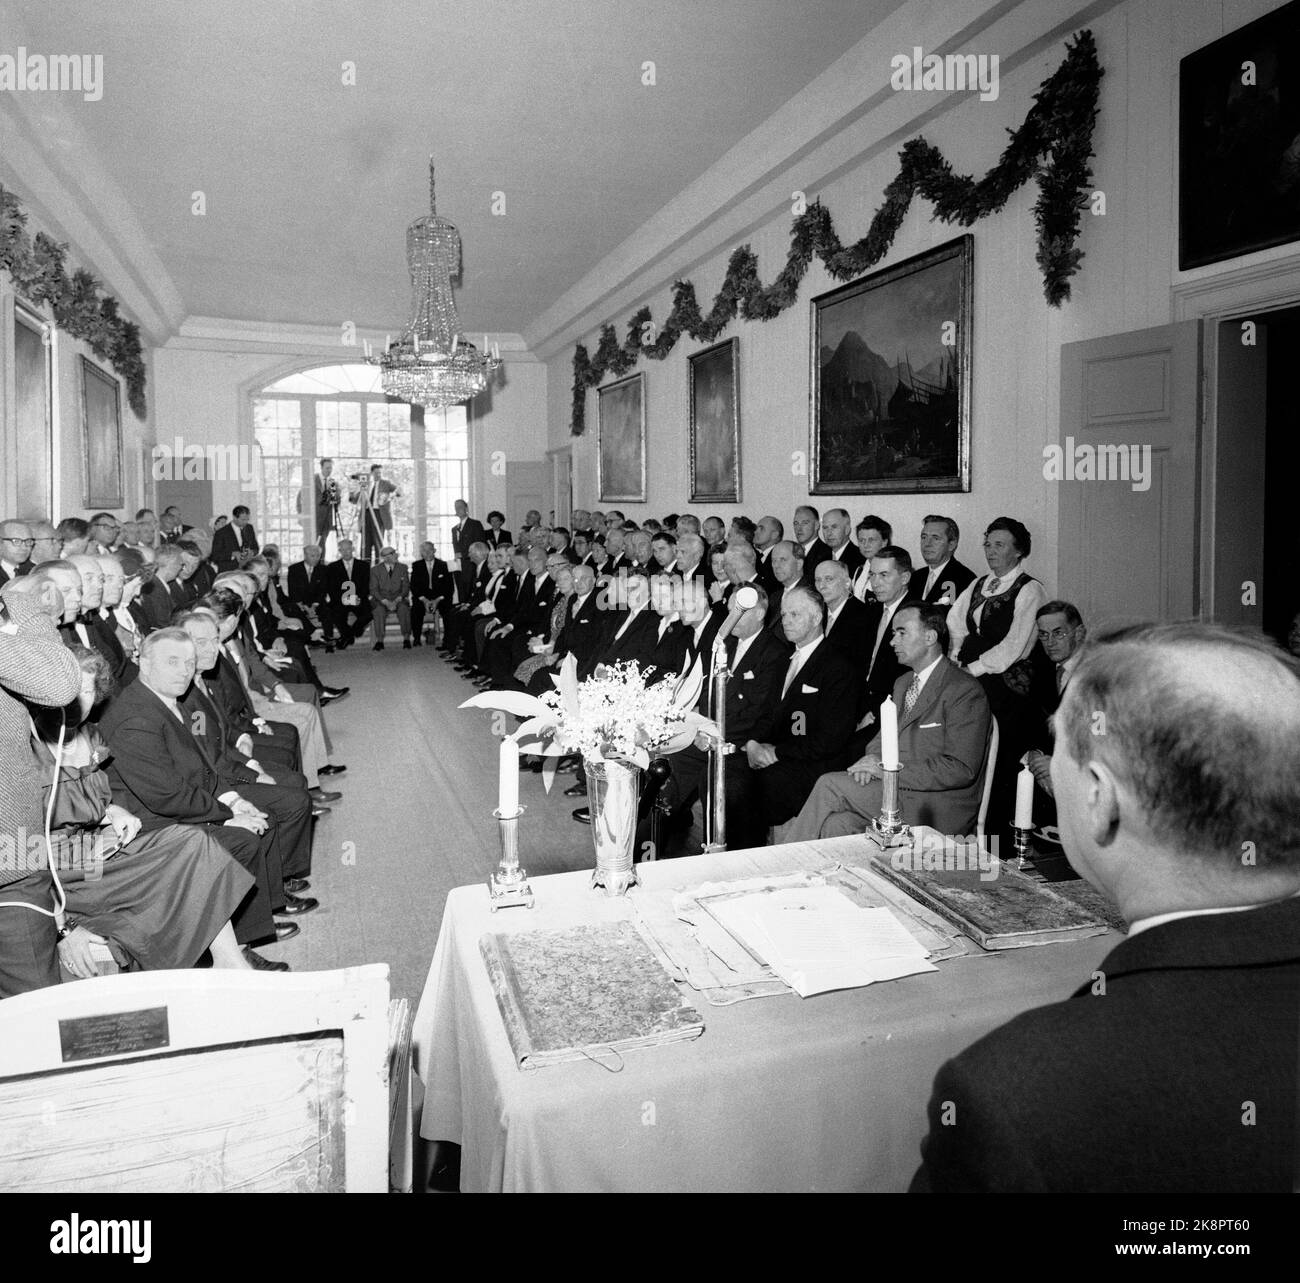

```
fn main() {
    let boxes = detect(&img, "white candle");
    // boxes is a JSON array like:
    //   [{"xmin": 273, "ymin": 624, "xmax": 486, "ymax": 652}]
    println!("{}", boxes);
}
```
[
  {"xmin": 483, "ymin": 333, "xmax": 490, "ymax": 354},
  {"xmin": 880, "ymin": 696, "xmax": 899, "ymax": 770},
  {"xmin": 451, "ymin": 334, "xmax": 459, "ymax": 354},
  {"xmin": 498, "ymin": 737, "xmax": 519, "ymax": 815},
  {"xmin": 1014, "ymin": 765, "xmax": 1035, "ymax": 828}
]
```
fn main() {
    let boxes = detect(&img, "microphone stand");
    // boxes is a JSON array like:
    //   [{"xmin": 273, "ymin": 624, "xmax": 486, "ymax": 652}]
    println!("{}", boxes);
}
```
[{"xmin": 701, "ymin": 638, "xmax": 734, "ymax": 853}]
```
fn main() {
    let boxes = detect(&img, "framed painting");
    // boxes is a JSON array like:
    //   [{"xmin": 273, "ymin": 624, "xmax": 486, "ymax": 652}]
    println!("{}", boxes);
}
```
[
  {"xmin": 80, "ymin": 356, "xmax": 123, "ymax": 508},
  {"xmin": 1179, "ymin": 0, "xmax": 1300, "ymax": 270},
  {"xmin": 597, "ymin": 371, "xmax": 646, "ymax": 503},
  {"xmin": 689, "ymin": 337, "xmax": 740, "ymax": 503},
  {"xmin": 811, "ymin": 234, "xmax": 972, "ymax": 495}
]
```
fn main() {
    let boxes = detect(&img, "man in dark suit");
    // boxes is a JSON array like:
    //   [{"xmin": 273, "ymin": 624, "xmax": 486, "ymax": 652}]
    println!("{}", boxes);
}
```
[
  {"xmin": 744, "ymin": 585, "xmax": 858, "ymax": 831},
  {"xmin": 907, "ymin": 514, "xmax": 977, "ymax": 606},
  {"xmin": 592, "ymin": 570, "xmax": 659, "ymax": 670},
  {"xmin": 98, "ymin": 629, "xmax": 290, "ymax": 953},
  {"xmin": 792, "ymin": 505, "xmax": 830, "ymax": 575},
  {"xmin": 911, "ymin": 623, "xmax": 1300, "ymax": 1192},
  {"xmin": 851, "ymin": 547, "xmax": 914, "ymax": 741},
  {"xmin": 410, "ymin": 540, "xmax": 453, "ymax": 646},
  {"xmin": 484, "ymin": 544, "xmax": 556, "ymax": 682},
  {"xmin": 663, "ymin": 585, "xmax": 790, "ymax": 852},
  {"xmin": 782, "ymin": 602, "xmax": 992, "ymax": 840},
  {"xmin": 1020, "ymin": 600, "xmax": 1087, "ymax": 824},
  {"xmin": 450, "ymin": 499, "xmax": 487, "ymax": 597},
  {"xmin": 642, "ymin": 574, "xmax": 693, "ymax": 684},
  {"xmin": 287, "ymin": 544, "xmax": 339, "ymax": 649},
  {"xmin": 313, "ymin": 457, "xmax": 342, "ymax": 548},
  {"xmin": 211, "ymin": 505, "xmax": 259, "ymax": 572},
  {"xmin": 526, "ymin": 563, "xmax": 605, "ymax": 690},
  {"xmin": 753, "ymin": 516, "xmax": 784, "ymax": 591},
  {"xmin": 443, "ymin": 541, "xmax": 492, "ymax": 660},
  {"xmin": 813, "ymin": 560, "xmax": 871, "ymax": 678},
  {"xmin": 60, "ymin": 555, "xmax": 136, "ymax": 693},
  {"xmin": 821, "ymin": 508, "xmax": 865, "ymax": 576},
  {"xmin": 0, "ymin": 519, "xmax": 33, "ymax": 587},
  {"xmin": 763, "ymin": 540, "xmax": 806, "ymax": 634},
  {"xmin": 325, "ymin": 539, "xmax": 371, "ymax": 647}
]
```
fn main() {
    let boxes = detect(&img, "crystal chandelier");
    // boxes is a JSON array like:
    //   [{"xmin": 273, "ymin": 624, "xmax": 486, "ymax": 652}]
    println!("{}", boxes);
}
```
[{"xmin": 367, "ymin": 160, "xmax": 501, "ymax": 410}]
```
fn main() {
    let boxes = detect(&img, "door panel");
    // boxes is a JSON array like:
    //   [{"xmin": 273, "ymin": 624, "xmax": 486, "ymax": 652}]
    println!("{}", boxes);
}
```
[{"xmin": 1059, "ymin": 322, "xmax": 1201, "ymax": 630}]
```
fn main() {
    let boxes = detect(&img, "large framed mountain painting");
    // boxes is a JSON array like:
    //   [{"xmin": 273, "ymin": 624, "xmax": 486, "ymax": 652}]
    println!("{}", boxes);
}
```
[{"xmin": 811, "ymin": 235, "xmax": 972, "ymax": 495}]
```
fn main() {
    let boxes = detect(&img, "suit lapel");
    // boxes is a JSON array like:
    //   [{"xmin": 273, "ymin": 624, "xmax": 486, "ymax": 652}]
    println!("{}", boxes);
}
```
[{"xmin": 898, "ymin": 659, "xmax": 949, "ymax": 732}]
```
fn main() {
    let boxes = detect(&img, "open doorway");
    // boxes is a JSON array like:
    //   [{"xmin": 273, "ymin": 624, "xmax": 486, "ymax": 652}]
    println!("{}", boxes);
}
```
[{"xmin": 1261, "ymin": 306, "xmax": 1300, "ymax": 646}]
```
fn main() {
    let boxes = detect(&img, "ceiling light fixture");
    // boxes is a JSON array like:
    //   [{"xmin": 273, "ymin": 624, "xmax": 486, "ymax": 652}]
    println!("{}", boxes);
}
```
[{"xmin": 367, "ymin": 160, "xmax": 500, "ymax": 410}]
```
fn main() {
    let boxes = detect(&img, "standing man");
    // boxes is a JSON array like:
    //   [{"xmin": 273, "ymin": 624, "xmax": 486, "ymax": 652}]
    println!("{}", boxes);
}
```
[
  {"xmin": 450, "ymin": 498, "xmax": 487, "ymax": 599},
  {"xmin": 212, "ymin": 505, "xmax": 259, "ymax": 572},
  {"xmin": 754, "ymin": 516, "xmax": 784, "ymax": 590},
  {"xmin": 820, "ymin": 508, "xmax": 865, "ymax": 575},
  {"xmin": 908, "ymin": 514, "xmax": 976, "ymax": 606},
  {"xmin": 351, "ymin": 463, "xmax": 400, "ymax": 562},
  {"xmin": 792, "ymin": 505, "xmax": 830, "ymax": 573},
  {"xmin": 911, "ymin": 624, "xmax": 1300, "ymax": 1193},
  {"xmin": 314, "ymin": 457, "xmax": 342, "ymax": 550}
]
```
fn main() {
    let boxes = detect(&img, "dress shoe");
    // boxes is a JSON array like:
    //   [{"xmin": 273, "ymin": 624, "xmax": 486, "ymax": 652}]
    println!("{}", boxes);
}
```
[
  {"xmin": 572, "ymin": 807, "xmax": 592, "ymax": 824},
  {"xmin": 279, "ymin": 893, "xmax": 318, "ymax": 916},
  {"xmin": 564, "ymin": 780, "xmax": 588, "ymax": 797},
  {"xmin": 321, "ymin": 684, "xmax": 350, "ymax": 699},
  {"xmin": 319, "ymin": 763, "xmax": 347, "ymax": 777},
  {"xmin": 402, "ymin": 638, "xmax": 412, "ymax": 650},
  {"xmin": 284, "ymin": 878, "xmax": 310, "ymax": 893},
  {"xmin": 243, "ymin": 947, "xmax": 290, "ymax": 972},
  {"xmin": 337, "ymin": 636, "xmax": 352, "ymax": 650},
  {"xmin": 412, "ymin": 637, "xmax": 422, "ymax": 647},
  {"xmin": 274, "ymin": 920, "xmax": 301, "ymax": 942},
  {"xmin": 556, "ymin": 755, "xmax": 581, "ymax": 771},
  {"xmin": 522, "ymin": 757, "xmax": 545, "ymax": 773},
  {"xmin": 325, "ymin": 643, "xmax": 336, "ymax": 654},
  {"xmin": 311, "ymin": 805, "xmax": 332, "ymax": 818},
  {"xmin": 308, "ymin": 787, "xmax": 342, "ymax": 803},
  {"xmin": 373, "ymin": 642, "xmax": 385, "ymax": 651}
]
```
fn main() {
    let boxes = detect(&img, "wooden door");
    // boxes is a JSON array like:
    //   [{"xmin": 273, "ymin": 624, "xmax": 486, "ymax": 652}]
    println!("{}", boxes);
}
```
[{"xmin": 1058, "ymin": 321, "xmax": 1201, "ymax": 630}]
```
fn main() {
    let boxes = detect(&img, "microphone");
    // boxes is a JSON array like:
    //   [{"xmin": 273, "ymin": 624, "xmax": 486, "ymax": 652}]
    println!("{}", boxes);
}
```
[{"xmin": 713, "ymin": 584, "xmax": 760, "ymax": 650}]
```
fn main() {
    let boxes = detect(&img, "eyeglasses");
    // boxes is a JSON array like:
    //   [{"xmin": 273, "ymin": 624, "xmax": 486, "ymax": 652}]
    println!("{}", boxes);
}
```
[
  {"xmin": 2, "ymin": 536, "xmax": 35, "ymax": 547},
  {"xmin": 1037, "ymin": 627, "xmax": 1073, "ymax": 643}
]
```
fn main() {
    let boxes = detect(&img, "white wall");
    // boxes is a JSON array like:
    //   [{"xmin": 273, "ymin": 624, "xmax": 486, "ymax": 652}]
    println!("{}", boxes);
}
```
[{"xmin": 545, "ymin": 0, "xmax": 1289, "ymax": 597}]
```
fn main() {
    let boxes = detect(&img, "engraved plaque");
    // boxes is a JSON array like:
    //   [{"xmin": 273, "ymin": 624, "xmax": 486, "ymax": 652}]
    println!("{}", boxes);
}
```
[{"xmin": 58, "ymin": 1007, "xmax": 170, "ymax": 1063}]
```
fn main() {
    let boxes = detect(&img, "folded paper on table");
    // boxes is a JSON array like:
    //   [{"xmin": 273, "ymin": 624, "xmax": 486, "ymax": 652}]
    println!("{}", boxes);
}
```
[
  {"xmin": 480, "ymin": 921, "xmax": 704, "ymax": 1069},
  {"xmin": 703, "ymin": 885, "xmax": 937, "ymax": 998}
]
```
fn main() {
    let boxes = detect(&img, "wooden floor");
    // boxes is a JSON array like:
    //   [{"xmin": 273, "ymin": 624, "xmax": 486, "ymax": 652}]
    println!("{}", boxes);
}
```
[{"xmin": 263, "ymin": 640, "xmax": 602, "ymax": 1000}]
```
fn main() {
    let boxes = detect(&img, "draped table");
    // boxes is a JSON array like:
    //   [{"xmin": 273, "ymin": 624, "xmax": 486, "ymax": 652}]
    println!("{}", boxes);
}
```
[{"xmin": 410, "ymin": 837, "xmax": 1119, "ymax": 1192}]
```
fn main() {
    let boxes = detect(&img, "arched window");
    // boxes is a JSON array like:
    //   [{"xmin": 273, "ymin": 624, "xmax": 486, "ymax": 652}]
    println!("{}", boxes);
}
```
[{"xmin": 252, "ymin": 363, "xmax": 468, "ymax": 564}]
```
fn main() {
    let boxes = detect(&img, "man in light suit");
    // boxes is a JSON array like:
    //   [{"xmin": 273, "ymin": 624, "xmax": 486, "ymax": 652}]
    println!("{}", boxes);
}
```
[
  {"xmin": 911, "ymin": 623, "xmax": 1300, "ymax": 1193},
  {"xmin": 370, "ymin": 546, "xmax": 411, "ymax": 650},
  {"xmin": 780, "ymin": 602, "xmax": 991, "ymax": 841}
]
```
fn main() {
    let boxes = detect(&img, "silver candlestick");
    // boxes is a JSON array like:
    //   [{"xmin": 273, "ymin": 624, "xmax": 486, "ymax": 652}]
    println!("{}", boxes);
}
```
[
  {"xmin": 1012, "ymin": 825, "xmax": 1035, "ymax": 871},
  {"xmin": 863, "ymin": 763, "xmax": 911, "ymax": 849},
  {"xmin": 488, "ymin": 805, "xmax": 534, "ymax": 910}
]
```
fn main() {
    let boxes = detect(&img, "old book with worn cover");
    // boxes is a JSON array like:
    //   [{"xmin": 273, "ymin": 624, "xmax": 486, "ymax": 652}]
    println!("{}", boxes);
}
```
[
  {"xmin": 869, "ymin": 854, "xmax": 1113, "ymax": 949},
  {"xmin": 480, "ymin": 921, "xmax": 705, "ymax": 1069}
]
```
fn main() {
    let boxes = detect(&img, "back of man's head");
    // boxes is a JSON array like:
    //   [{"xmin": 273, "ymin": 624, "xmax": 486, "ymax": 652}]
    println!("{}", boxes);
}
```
[{"xmin": 1059, "ymin": 623, "xmax": 1300, "ymax": 877}]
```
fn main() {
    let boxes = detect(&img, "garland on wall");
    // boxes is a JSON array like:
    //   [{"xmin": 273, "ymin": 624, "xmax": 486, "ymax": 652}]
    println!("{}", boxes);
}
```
[
  {"xmin": 0, "ymin": 182, "xmax": 148, "ymax": 419},
  {"xmin": 570, "ymin": 28, "xmax": 1103, "ymax": 435}
]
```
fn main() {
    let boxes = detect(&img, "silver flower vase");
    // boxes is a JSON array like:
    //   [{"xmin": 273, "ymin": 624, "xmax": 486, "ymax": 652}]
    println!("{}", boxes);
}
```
[{"xmin": 586, "ymin": 758, "xmax": 642, "ymax": 896}]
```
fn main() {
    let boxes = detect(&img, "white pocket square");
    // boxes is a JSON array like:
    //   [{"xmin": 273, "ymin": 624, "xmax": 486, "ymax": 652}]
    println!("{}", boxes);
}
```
[
  {"xmin": 800, "ymin": 684, "xmax": 819, "ymax": 694},
  {"xmin": 743, "ymin": 671, "xmax": 754, "ymax": 680},
  {"xmin": 919, "ymin": 721, "xmax": 942, "ymax": 729}
]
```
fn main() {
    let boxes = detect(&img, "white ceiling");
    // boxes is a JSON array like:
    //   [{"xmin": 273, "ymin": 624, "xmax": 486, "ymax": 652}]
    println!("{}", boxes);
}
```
[{"xmin": 15, "ymin": 0, "xmax": 905, "ymax": 338}]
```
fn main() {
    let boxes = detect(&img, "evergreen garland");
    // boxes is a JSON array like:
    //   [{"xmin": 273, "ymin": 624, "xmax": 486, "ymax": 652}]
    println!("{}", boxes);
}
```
[
  {"xmin": 572, "ymin": 29, "xmax": 1103, "ymax": 435},
  {"xmin": 0, "ymin": 183, "xmax": 148, "ymax": 419}
]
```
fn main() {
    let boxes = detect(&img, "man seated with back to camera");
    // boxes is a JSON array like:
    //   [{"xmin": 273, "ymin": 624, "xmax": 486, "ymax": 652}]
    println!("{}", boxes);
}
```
[{"xmin": 911, "ymin": 623, "xmax": 1300, "ymax": 1192}]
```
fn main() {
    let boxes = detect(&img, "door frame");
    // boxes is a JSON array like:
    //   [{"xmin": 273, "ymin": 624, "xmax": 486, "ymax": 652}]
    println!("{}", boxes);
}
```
[{"xmin": 1174, "ymin": 251, "xmax": 1300, "ymax": 619}]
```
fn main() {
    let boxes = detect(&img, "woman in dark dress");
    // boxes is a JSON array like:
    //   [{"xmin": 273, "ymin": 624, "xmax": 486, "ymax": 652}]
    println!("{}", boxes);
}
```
[{"xmin": 32, "ymin": 646, "xmax": 256, "ymax": 978}]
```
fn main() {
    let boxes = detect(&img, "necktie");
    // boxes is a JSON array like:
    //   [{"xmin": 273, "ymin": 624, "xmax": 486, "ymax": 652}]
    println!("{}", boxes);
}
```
[
  {"xmin": 1056, "ymin": 664, "xmax": 1067, "ymax": 694},
  {"xmin": 781, "ymin": 650, "xmax": 804, "ymax": 699},
  {"xmin": 903, "ymin": 674, "xmax": 922, "ymax": 716}
]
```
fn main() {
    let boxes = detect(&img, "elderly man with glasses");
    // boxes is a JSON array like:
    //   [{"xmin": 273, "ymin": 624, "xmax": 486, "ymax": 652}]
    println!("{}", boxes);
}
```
[{"xmin": 88, "ymin": 512, "xmax": 121, "ymax": 554}]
